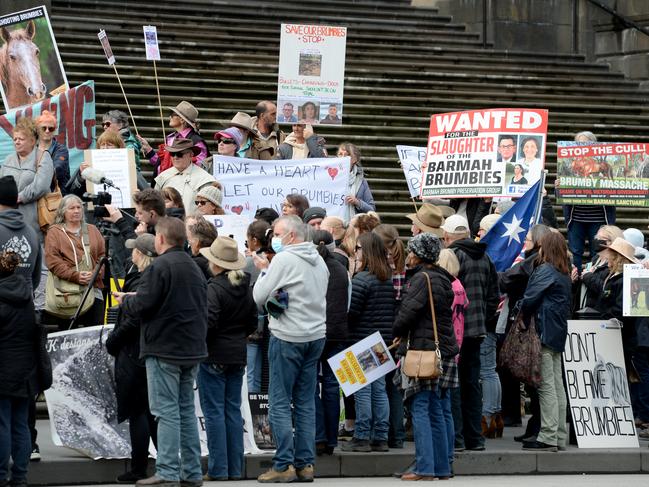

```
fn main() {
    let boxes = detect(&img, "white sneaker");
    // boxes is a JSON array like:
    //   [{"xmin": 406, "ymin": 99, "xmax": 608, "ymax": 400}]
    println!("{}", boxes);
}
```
[{"xmin": 30, "ymin": 447, "xmax": 41, "ymax": 462}]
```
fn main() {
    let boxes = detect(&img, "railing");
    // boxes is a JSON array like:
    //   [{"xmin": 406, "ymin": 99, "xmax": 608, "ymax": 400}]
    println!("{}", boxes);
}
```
[{"xmin": 586, "ymin": 0, "xmax": 649, "ymax": 38}]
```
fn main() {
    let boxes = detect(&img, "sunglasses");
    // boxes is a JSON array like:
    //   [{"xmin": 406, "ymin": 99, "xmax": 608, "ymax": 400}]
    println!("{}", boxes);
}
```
[
  {"xmin": 40, "ymin": 126, "xmax": 56, "ymax": 132},
  {"xmin": 218, "ymin": 139, "xmax": 235, "ymax": 145},
  {"xmin": 171, "ymin": 151, "xmax": 190, "ymax": 158},
  {"xmin": 101, "ymin": 121, "xmax": 111, "ymax": 128},
  {"xmin": 194, "ymin": 200, "xmax": 210, "ymax": 206}
]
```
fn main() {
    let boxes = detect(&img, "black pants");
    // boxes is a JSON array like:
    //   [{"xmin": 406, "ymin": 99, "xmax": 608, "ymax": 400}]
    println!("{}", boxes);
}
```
[
  {"xmin": 458, "ymin": 336, "xmax": 484, "ymax": 449},
  {"xmin": 129, "ymin": 409, "xmax": 158, "ymax": 475}
]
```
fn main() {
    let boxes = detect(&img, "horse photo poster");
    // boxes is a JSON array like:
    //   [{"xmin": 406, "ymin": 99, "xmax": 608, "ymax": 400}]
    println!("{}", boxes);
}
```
[
  {"xmin": 622, "ymin": 264, "xmax": 649, "ymax": 317},
  {"xmin": 0, "ymin": 5, "xmax": 68, "ymax": 112},
  {"xmin": 563, "ymin": 320, "xmax": 639, "ymax": 448},
  {"xmin": 421, "ymin": 108, "xmax": 548, "ymax": 199}
]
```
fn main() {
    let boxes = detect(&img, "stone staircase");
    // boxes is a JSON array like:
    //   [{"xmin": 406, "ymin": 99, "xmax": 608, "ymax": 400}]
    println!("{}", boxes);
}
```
[{"xmin": 50, "ymin": 0, "xmax": 649, "ymax": 233}]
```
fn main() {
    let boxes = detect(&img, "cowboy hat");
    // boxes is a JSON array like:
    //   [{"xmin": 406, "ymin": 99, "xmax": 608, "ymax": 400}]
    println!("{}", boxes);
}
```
[
  {"xmin": 199, "ymin": 236, "xmax": 246, "ymax": 270},
  {"xmin": 605, "ymin": 237, "xmax": 640, "ymax": 264},
  {"xmin": 165, "ymin": 137, "xmax": 201, "ymax": 156},
  {"xmin": 222, "ymin": 112, "xmax": 257, "ymax": 134},
  {"xmin": 168, "ymin": 101, "xmax": 198, "ymax": 130},
  {"xmin": 406, "ymin": 204, "xmax": 447, "ymax": 237}
]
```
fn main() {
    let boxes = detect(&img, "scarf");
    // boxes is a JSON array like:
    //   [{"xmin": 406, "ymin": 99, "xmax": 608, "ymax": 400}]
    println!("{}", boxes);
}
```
[
  {"xmin": 284, "ymin": 133, "xmax": 308, "ymax": 159},
  {"xmin": 344, "ymin": 163, "xmax": 364, "ymax": 223}
]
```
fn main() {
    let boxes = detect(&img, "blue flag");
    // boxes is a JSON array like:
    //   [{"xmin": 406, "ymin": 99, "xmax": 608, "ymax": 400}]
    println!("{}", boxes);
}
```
[{"xmin": 482, "ymin": 179, "xmax": 542, "ymax": 272}]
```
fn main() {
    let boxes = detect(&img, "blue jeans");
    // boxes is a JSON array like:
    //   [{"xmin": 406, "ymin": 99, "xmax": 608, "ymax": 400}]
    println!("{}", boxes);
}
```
[
  {"xmin": 198, "ymin": 363, "xmax": 245, "ymax": 479},
  {"xmin": 246, "ymin": 343, "xmax": 263, "ymax": 394},
  {"xmin": 315, "ymin": 342, "xmax": 344, "ymax": 447},
  {"xmin": 567, "ymin": 220, "xmax": 601, "ymax": 272},
  {"xmin": 480, "ymin": 332, "xmax": 502, "ymax": 418},
  {"xmin": 353, "ymin": 375, "xmax": 389, "ymax": 441},
  {"xmin": 438, "ymin": 388, "xmax": 455, "ymax": 467},
  {"xmin": 268, "ymin": 335, "xmax": 325, "ymax": 471},
  {"xmin": 458, "ymin": 336, "xmax": 484, "ymax": 449},
  {"xmin": 146, "ymin": 357, "xmax": 202, "ymax": 482},
  {"xmin": 0, "ymin": 396, "xmax": 30, "ymax": 484},
  {"xmin": 410, "ymin": 390, "xmax": 450, "ymax": 477}
]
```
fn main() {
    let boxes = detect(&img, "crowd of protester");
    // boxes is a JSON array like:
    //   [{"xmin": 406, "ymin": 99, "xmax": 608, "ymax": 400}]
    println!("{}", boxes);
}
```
[{"xmin": 2, "ymin": 100, "xmax": 649, "ymax": 486}]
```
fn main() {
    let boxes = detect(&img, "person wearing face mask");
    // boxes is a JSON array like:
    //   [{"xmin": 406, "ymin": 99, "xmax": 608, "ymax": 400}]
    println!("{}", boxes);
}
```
[{"xmin": 252, "ymin": 216, "xmax": 328, "ymax": 483}]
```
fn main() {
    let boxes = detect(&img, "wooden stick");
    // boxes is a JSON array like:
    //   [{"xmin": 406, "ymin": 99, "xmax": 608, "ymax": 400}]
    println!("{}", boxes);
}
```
[
  {"xmin": 153, "ymin": 60, "xmax": 165, "ymax": 140},
  {"xmin": 112, "ymin": 64, "xmax": 139, "ymax": 136},
  {"xmin": 411, "ymin": 197, "xmax": 419, "ymax": 213}
]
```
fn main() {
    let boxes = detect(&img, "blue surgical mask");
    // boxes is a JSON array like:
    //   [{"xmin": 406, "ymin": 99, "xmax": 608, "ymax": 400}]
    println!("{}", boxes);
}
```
[{"xmin": 271, "ymin": 235, "xmax": 285, "ymax": 253}]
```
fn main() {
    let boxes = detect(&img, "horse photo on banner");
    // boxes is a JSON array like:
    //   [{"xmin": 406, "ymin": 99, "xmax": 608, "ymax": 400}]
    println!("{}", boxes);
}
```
[{"xmin": 0, "ymin": 5, "xmax": 68, "ymax": 111}]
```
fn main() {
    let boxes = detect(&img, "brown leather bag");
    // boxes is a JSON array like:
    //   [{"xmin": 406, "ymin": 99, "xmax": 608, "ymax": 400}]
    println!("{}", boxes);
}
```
[
  {"xmin": 36, "ymin": 150, "xmax": 62, "ymax": 231},
  {"xmin": 402, "ymin": 272, "xmax": 443, "ymax": 380}
]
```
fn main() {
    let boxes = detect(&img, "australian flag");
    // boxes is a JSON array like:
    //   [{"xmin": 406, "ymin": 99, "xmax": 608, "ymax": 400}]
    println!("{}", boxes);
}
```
[{"xmin": 482, "ymin": 179, "xmax": 542, "ymax": 272}]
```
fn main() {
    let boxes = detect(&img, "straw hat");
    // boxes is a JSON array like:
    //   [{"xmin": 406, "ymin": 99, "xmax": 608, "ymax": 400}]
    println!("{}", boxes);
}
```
[
  {"xmin": 168, "ymin": 101, "xmax": 198, "ymax": 130},
  {"xmin": 605, "ymin": 237, "xmax": 639, "ymax": 264},
  {"xmin": 199, "ymin": 236, "xmax": 246, "ymax": 270},
  {"xmin": 406, "ymin": 204, "xmax": 446, "ymax": 237}
]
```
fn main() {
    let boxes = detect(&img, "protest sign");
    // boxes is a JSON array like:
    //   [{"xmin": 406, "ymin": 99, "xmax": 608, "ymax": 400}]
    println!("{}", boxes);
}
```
[
  {"xmin": 143, "ymin": 25, "xmax": 160, "ymax": 61},
  {"xmin": 97, "ymin": 29, "xmax": 115, "ymax": 65},
  {"xmin": 203, "ymin": 214, "xmax": 251, "ymax": 253},
  {"xmin": 396, "ymin": 145, "xmax": 426, "ymax": 198},
  {"xmin": 0, "ymin": 6, "xmax": 68, "ymax": 111},
  {"xmin": 248, "ymin": 393, "xmax": 275, "ymax": 450},
  {"xmin": 277, "ymin": 24, "xmax": 347, "ymax": 125},
  {"xmin": 85, "ymin": 148, "xmax": 138, "ymax": 208},
  {"xmin": 623, "ymin": 264, "xmax": 649, "ymax": 317},
  {"xmin": 213, "ymin": 155, "xmax": 350, "ymax": 220},
  {"xmin": 0, "ymin": 80, "xmax": 95, "ymax": 173},
  {"xmin": 556, "ymin": 141, "xmax": 649, "ymax": 207},
  {"xmin": 44, "ymin": 325, "xmax": 132, "ymax": 459},
  {"xmin": 422, "ymin": 108, "xmax": 548, "ymax": 199},
  {"xmin": 563, "ymin": 320, "xmax": 638, "ymax": 448},
  {"xmin": 328, "ymin": 332, "xmax": 396, "ymax": 397}
]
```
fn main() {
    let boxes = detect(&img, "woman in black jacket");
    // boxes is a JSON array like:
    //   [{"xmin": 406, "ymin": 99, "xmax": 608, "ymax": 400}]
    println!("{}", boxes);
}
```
[
  {"xmin": 105, "ymin": 234, "xmax": 158, "ymax": 483},
  {"xmin": 197, "ymin": 237, "xmax": 257, "ymax": 481},
  {"xmin": 0, "ymin": 251, "xmax": 38, "ymax": 487},
  {"xmin": 392, "ymin": 233, "xmax": 458, "ymax": 480},
  {"xmin": 312, "ymin": 230, "xmax": 350, "ymax": 455}
]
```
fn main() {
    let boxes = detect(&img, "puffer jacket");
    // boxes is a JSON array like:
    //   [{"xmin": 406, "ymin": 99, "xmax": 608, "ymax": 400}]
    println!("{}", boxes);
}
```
[
  {"xmin": 393, "ymin": 265, "xmax": 459, "ymax": 360},
  {"xmin": 348, "ymin": 270, "xmax": 395, "ymax": 343}
]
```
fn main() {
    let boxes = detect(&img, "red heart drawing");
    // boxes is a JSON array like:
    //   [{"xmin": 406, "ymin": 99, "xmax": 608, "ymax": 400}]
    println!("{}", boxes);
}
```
[
  {"xmin": 231, "ymin": 205, "xmax": 244, "ymax": 215},
  {"xmin": 327, "ymin": 167, "xmax": 338, "ymax": 180}
]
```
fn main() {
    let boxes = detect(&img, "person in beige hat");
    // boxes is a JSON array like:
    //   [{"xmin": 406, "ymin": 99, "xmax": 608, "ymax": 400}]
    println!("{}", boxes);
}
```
[
  {"xmin": 154, "ymin": 138, "xmax": 217, "ymax": 212},
  {"xmin": 197, "ymin": 236, "xmax": 256, "ymax": 482},
  {"xmin": 406, "ymin": 203, "xmax": 453, "ymax": 237},
  {"xmin": 138, "ymin": 101, "xmax": 210, "ymax": 175},
  {"xmin": 194, "ymin": 185, "xmax": 225, "ymax": 216}
]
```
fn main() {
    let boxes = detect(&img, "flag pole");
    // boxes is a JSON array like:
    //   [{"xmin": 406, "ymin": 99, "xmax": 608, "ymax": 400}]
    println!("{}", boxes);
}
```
[{"xmin": 533, "ymin": 170, "xmax": 547, "ymax": 224}]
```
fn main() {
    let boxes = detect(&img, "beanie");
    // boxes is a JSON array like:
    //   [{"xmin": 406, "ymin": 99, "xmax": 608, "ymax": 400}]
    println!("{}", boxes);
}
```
[{"xmin": 0, "ymin": 176, "xmax": 18, "ymax": 207}]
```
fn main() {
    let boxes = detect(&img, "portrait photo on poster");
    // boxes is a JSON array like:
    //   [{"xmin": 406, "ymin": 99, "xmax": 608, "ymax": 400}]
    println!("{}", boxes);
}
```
[{"xmin": 0, "ymin": 6, "xmax": 69, "ymax": 111}]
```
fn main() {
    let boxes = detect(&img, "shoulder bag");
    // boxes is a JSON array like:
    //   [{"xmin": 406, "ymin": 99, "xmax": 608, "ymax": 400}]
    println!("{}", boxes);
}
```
[
  {"xmin": 402, "ymin": 272, "xmax": 443, "ymax": 380},
  {"xmin": 36, "ymin": 149, "xmax": 62, "ymax": 232},
  {"xmin": 498, "ymin": 312, "xmax": 542, "ymax": 387},
  {"xmin": 45, "ymin": 224, "xmax": 95, "ymax": 318}
]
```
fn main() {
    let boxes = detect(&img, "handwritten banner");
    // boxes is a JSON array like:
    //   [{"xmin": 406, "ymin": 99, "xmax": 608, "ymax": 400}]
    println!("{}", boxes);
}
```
[
  {"xmin": 422, "ymin": 108, "xmax": 548, "ymax": 198},
  {"xmin": 563, "ymin": 320, "xmax": 638, "ymax": 448},
  {"xmin": 0, "ymin": 80, "xmax": 96, "ymax": 173},
  {"xmin": 277, "ymin": 24, "xmax": 347, "ymax": 125},
  {"xmin": 396, "ymin": 145, "xmax": 426, "ymax": 198},
  {"xmin": 85, "ymin": 148, "xmax": 137, "ymax": 208},
  {"xmin": 212, "ymin": 155, "xmax": 350, "ymax": 219},
  {"xmin": 556, "ymin": 141, "xmax": 649, "ymax": 207}
]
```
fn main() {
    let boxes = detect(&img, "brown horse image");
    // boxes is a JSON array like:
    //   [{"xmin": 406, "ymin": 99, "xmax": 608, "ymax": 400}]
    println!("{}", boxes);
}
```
[
  {"xmin": 571, "ymin": 156, "xmax": 613, "ymax": 180},
  {"xmin": 0, "ymin": 20, "xmax": 47, "ymax": 109}
]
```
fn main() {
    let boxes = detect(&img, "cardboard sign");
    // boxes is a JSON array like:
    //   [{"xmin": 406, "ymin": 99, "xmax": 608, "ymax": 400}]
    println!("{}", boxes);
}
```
[
  {"xmin": 422, "ymin": 108, "xmax": 548, "ymax": 198},
  {"xmin": 277, "ymin": 24, "xmax": 347, "ymax": 125},
  {"xmin": 98, "ymin": 29, "xmax": 115, "ymax": 65},
  {"xmin": 0, "ymin": 5, "xmax": 68, "ymax": 111},
  {"xmin": 143, "ymin": 25, "xmax": 160, "ymax": 61},
  {"xmin": 327, "ymin": 332, "xmax": 396, "ymax": 397},
  {"xmin": 0, "ymin": 80, "xmax": 96, "ymax": 173},
  {"xmin": 623, "ymin": 264, "xmax": 649, "ymax": 317},
  {"xmin": 563, "ymin": 320, "xmax": 639, "ymax": 448},
  {"xmin": 85, "ymin": 148, "xmax": 138, "ymax": 208},
  {"xmin": 396, "ymin": 145, "xmax": 426, "ymax": 198},
  {"xmin": 203, "ymin": 214, "xmax": 251, "ymax": 253},
  {"xmin": 213, "ymin": 155, "xmax": 350, "ymax": 219},
  {"xmin": 556, "ymin": 141, "xmax": 649, "ymax": 206}
]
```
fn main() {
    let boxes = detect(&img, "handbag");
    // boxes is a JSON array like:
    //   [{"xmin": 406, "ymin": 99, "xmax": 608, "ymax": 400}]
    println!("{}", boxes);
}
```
[
  {"xmin": 35, "ymin": 149, "xmax": 62, "ymax": 231},
  {"xmin": 498, "ymin": 312, "xmax": 542, "ymax": 387},
  {"xmin": 45, "ymin": 224, "xmax": 95, "ymax": 318},
  {"xmin": 402, "ymin": 272, "xmax": 443, "ymax": 380}
]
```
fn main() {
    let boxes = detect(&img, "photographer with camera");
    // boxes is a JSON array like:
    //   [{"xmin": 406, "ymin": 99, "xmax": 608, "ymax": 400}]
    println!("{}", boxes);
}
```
[{"xmin": 103, "ymin": 189, "xmax": 166, "ymax": 241}]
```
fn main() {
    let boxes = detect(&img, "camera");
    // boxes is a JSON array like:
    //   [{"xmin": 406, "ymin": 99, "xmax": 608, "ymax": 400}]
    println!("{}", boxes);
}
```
[{"xmin": 82, "ymin": 191, "xmax": 112, "ymax": 218}]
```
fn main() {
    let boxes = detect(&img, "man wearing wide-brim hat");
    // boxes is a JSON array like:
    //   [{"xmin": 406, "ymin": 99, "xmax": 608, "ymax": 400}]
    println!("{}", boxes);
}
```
[
  {"xmin": 406, "ymin": 203, "xmax": 454, "ymax": 237},
  {"xmin": 221, "ymin": 109, "xmax": 285, "ymax": 160},
  {"xmin": 154, "ymin": 138, "xmax": 217, "ymax": 212}
]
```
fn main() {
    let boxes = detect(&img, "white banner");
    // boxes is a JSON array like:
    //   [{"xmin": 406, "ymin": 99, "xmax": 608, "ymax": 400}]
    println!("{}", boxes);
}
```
[
  {"xmin": 85, "ymin": 148, "xmax": 138, "ymax": 208},
  {"xmin": 327, "ymin": 332, "xmax": 396, "ymax": 397},
  {"xmin": 203, "ymin": 214, "xmax": 251, "ymax": 253},
  {"xmin": 213, "ymin": 155, "xmax": 350, "ymax": 219},
  {"xmin": 277, "ymin": 24, "xmax": 347, "ymax": 125},
  {"xmin": 623, "ymin": 263, "xmax": 649, "ymax": 317},
  {"xmin": 563, "ymin": 320, "xmax": 638, "ymax": 448},
  {"xmin": 396, "ymin": 145, "xmax": 426, "ymax": 198}
]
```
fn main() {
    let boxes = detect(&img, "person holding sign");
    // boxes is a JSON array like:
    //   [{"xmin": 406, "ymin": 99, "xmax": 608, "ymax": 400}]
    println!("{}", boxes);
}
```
[
  {"xmin": 275, "ymin": 122, "xmax": 325, "ymax": 160},
  {"xmin": 519, "ymin": 232, "xmax": 572, "ymax": 452},
  {"xmin": 338, "ymin": 143, "xmax": 376, "ymax": 222},
  {"xmin": 101, "ymin": 110, "xmax": 142, "ymax": 171}
]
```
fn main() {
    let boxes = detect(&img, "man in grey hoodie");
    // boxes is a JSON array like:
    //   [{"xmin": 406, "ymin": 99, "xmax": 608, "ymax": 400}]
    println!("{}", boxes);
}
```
[{"xmin": 253, "ymin": 215, "xmax": 328, "ymax": 483}]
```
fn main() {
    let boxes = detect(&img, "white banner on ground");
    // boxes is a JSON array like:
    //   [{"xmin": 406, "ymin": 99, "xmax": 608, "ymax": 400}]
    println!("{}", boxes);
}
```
[
  {"xmin": 327, "ymin": 331, "xmax": 396, "ymax": 397},
  {"xmin": 396, "ymin": 145, "xmax": 426, "ymax": 198},
  {"xmin": 85, "ymin": 148, "xmax": 138, "ymax": 208},
  {"xmin": 44, "ymin": 325, "xmax": 131, "ymax": 459},
  {"xmin": 213, "ymin": 155, "xmax": 350, "ymax": 219},
  {"xmin": 277, "ymin": 24, "xmax": 347, "ymax": 125},
  {"xmin": 563, "ymin": 320, "xmax": 638, "ymax": 448},
  {"xmin": 623, "ymin": 264, "xmax": 649, "ymax": 317},
  {"xmin": 203, "ymin": 214, "xmax": 251, "ymax": 253}
]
